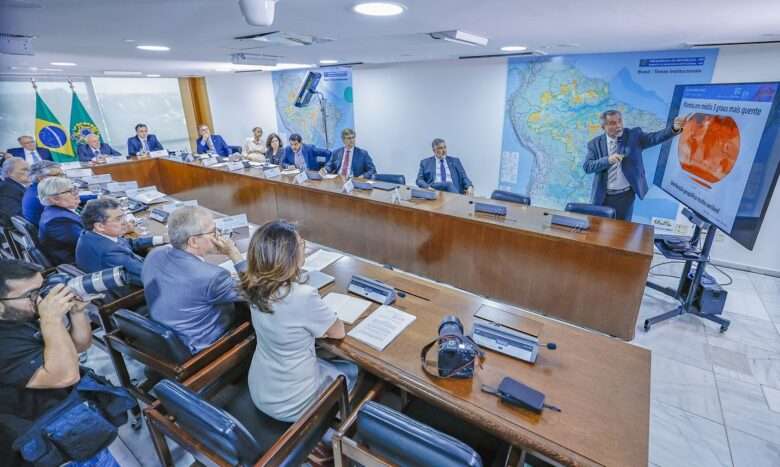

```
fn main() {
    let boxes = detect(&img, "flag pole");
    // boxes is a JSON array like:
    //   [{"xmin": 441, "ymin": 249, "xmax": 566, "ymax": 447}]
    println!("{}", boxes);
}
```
[
  {"xmin": 67, "ymin": 79, "xmax": 74, "ymax": 91},
  {"xmin": 31, "ymin": 78, "xmax": 37, "ymax": 91}
]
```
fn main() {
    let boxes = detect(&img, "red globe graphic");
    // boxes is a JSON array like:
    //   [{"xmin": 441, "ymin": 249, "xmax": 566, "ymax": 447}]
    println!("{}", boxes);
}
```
[{"xmin": 677, "ymin": 113, "xmax": 740, "ymax": 189}]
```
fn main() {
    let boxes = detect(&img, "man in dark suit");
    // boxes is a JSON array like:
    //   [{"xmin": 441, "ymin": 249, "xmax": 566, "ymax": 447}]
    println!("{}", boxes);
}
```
[
  {"xmin": 5, "ymin": 135, "xmax": 53, "ymax": 164},
  {"xmin": 281, "ymin": 133, "xmax": 331, "ymax": 171},
  {"xmin": 195, "ymin": 124, "xmax": 231, "ymax": 157},
  {"xmin": 76, "ymin": 197, "xmax": 164, "ymax": 287},
  {"xmin": 321, "ymin": 128, "xmax": 376, "ymax": 178},
  {"xmin": 37, "ymin": 177, "xmax": 84, "ymax": 265},
  {"xmin": 0, "ymin": 158, "xmax": 30, "ymax": 227},
  {"xmin": 127, "ymin": 123, "xmax": 164, "ymax": 156},
  {"xmin": 142, "ymin": 206, "xmax": 246, "ymax": 354},
  {"xmin": 22, "ymin": 161, "xmax": 63, "ymax": 227},
  {"xmin": 416, "ymin": 138, "xmax": 474, "ymax": 195},
  {"xmin": 76, "ymin": 133, "xmax": 121, "ymax": 162},
  {"xmin": 583, "ymin": 110, "xmax": 687, "ymax": 221}
]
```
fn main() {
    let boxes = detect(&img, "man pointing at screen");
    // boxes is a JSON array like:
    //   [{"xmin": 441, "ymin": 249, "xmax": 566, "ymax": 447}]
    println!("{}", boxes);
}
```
[{"xmin": 583, "ymin": 110, "xmax": 687, "ymax": 221}]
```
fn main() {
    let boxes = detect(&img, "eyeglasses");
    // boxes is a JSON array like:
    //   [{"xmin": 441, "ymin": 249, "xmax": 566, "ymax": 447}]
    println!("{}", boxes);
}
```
[
  {"xmin": 52, "ymin": 187, "xmax": 79, "ymax": 196},
  {"xmin": 0, "ymin": 288, "xmax": 40, "ymax": 304},
  {"xmin": 192, "ymin": 229, "xmax": 217, "ymax": 238}
]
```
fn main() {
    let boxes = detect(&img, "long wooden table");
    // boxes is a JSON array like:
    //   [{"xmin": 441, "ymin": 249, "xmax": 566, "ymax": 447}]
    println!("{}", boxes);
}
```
[
  {"xmin": 92, "ymin": 158, "xmax": 654, "ymax": 339},
  {"xmin": 136, "ymin": 194, "xmax": 651, "ymax": 467}
]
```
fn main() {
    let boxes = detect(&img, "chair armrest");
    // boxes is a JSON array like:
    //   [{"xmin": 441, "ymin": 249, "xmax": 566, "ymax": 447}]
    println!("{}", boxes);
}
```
[
  {"xmin": 179, "ymin": 320, "xmax": 253, "ymax": 375},
  {"xmin": 182, "ymin": 333, "xmax": 256, "ymax": 393}
]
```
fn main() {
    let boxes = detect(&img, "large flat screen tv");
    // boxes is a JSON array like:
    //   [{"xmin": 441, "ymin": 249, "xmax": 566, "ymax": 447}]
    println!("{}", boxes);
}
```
[{"xmin": 655, "ymin": 82, "xmax": 780, "ymax": 250}]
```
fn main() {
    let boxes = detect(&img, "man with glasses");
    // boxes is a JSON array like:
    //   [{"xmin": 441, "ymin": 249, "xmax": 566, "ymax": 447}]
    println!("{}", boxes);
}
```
[
  {"xmin": 75, "ymin": 198, "xmax": 165, "ymax": 291},
  {"xmin": 321, "ymin": 128, "xmax": 376, "ymax": 178},
  {"xmin": 37, "ymin": 177, "xmax": 83, "ymax": 265},
  {"xmin": 416, "ymin": 138, "xmax": 474, "ymax": 195},
  {"xmin": 142, "ymin": 206, "xmax": 246, "ymax": 354},
  {"xmin": 0, "ymin": 158, "xmax": 30, "ymax": 228},
  {"xmin": 0, "ymin": 259, "xmax": 91, "ymax": 464},
  {"xmin": 22, "ymin": 161, "xmax": 64, "ymax": 227}
]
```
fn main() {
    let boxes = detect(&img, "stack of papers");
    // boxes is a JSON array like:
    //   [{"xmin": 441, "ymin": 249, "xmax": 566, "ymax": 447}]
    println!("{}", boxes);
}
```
[
  {"xmin": 303, "ymin": 249, "xmax": 342, "ymax": 271},
  {"xmin": 348, "ymin": 305, "xmax": 416, "ymax": 351},
  {"xmin": 323, "ymin": 293, "xmax": 372, "ymax": 324}
]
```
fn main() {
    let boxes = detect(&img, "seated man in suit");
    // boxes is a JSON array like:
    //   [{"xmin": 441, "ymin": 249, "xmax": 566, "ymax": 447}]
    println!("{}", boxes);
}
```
[
  {"xmin": 5, "ymin": 135, "xmax": 53, "ymax": 165},
  {"xmin": 142, "ymin": 206, "xmax": 246, "ymax": 354},
  {"xmin": 37, "ymin": 177, "xmax": 84, "ymax": 265},
  {"xmin": 0, "ymin": 158, "xmax": 30, "ymax": 228},
  {"xmin": 195, "ymin": 124, "xmax": 231, "ymax": 157},
  {"xmin": 416, "ymin": 138, "xmax": 474, "ymax": 195},
  {"xmin": 22, "ymin": 161, "xmax": 64, "ymax": 227},
  {"xmin": 281, "ymin": 133, "xmax": 331, "ymax": 171},
  {"xmin": 321, "ymin": 128, "xmax": 377, "ymax": 178},
  {"xmin": 76, "ymin": 197, "xmax": 164, "ymax": 288},
  {"xmin": 127, "ymin": 123, "xmax": 164, "ymax": 157},
  {"xmin": 76, "ymin": 133, "xmax": 121, "ymax": 163}
]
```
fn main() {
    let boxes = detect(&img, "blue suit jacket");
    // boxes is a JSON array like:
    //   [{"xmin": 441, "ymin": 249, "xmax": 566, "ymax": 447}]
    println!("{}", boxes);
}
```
[
  {"xmin": 22, "ymin": 182, "xmax": 44, "ymax": 226},
  {"xmin": 324, "ymin": 146, "xmax": 377, "ymax": 178},
  {"xmin": 77, "ymin": 142, "xmax": 121, "ymax": 162},
  {"xmin": 7, "ymin": 147, "xmax": 53, "ymax": 162},
  {"xmin": 38, "ymin": 206, "xmax": 84, "ymax": 265},
  {"xmin": 195, "ymin": 134, "xmax": 231, "ymax": 157},
  {"xmin": 583, "ymin": 126, "xmax": 678, "ymax": 204},
  {"xmin": 126, "ymin": 134, "xmax": 164, "ymax": 156},
  {"xmin": 416, "ymin": 156, "xmax": 473, "ymax": 194},
  {"xmin": 142, "ymin": 245, "xmax": 246, "ymax": 353},
  {"xmin": 75, "ymin": 230, "xmax": 147, "ymax": 286},
  {"xmin": 0, "ymin": 178, "xmax": 25, "ymax": 227},
  {"xmin": 281, "ymin": 144, "xmax": 332, "ymax": 170}
]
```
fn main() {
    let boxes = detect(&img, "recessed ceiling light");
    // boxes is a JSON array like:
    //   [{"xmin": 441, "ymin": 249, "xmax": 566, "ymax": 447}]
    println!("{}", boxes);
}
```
[
  {"xmin": 146, "ymin": 74, "xmax": 161, "ymax": 77},
  {"xmin": 103, "ymin": 70, "xmax": 143, "ymax": 76},
  {"xmin": 136, "ymin": 45, "xmax": 170, "ymax": 52},
  {"xmin": 123, "ymin": 39, "xmax": 137, "ymax": 43},
  {"xmin": 50, "ymin": 61, "xmax": 76, "ymax": 66},
  {"xmin": 500, "ymin": 45, "xmax": 527, "ymax": 52},
  {"xmin": 319, "ymin": 59, "xmax": 339, "ymax": 65},
  {"xmin": 353, "ymin": 2, "xmax": 406, "ymax": 16}
]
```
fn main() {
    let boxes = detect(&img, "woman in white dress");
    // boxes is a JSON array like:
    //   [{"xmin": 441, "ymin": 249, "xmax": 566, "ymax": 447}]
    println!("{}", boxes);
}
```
[{"xmin": 243, "ymin": 126, "xmax": 266, "ymax": 161}]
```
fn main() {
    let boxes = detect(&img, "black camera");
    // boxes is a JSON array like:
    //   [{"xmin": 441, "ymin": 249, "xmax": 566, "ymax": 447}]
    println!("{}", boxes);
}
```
[
  {"xmin": 40, "ymin": 267, "xmax": 127, "ymax": 301},
  {"xmin": 435, "ymin": 315, "xmax": 482, "ymax": 378}
]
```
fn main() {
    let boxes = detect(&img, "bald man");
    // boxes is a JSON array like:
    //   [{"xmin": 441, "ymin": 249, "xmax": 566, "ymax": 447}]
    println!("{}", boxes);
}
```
[{"xmin": 76, "ymin": 134, "xmax": 120, "ymax": 162}]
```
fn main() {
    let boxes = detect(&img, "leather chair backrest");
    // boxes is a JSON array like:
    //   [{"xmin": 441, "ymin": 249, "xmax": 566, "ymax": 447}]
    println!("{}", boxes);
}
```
[
  {"xmin": 356, "ymin": 401, "xmax": 482, "ymax": 467},
  {"xmin": 154, "ymin": 379, "xmax": 263, "ymax": 466},
  {"xmin": 565, "ymin": 202, "xmax": 616, "ymax": 219},
  {"xmin": 373, "ymin": 173, "xmax": 406, "ymax": 185},
  {"xmin": 10, "ymin": 215, "xmax": 40, "ymax": 249},
  {"xmin": 111, "ymin": 309, "xmax": 192, "ymax": 365},
  {"xmin": 28, "ymin": 247, "xmax": 52, "ymax": 268},
  {"xmin": 490, "ymin": 190, "xmax": 530, "ymax": 206}
]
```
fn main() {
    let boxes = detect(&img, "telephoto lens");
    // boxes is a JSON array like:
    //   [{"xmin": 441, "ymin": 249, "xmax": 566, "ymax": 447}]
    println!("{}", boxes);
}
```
[{"xmin": 40, "ymin": 267, "xmax": 127, "ymax": 301}]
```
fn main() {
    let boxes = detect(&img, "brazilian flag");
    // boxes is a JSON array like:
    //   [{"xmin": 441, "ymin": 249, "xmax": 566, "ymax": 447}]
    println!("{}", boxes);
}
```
[
  {"xmin": 35, "ymin": 92, "xmax": 75, "ymax": 161},
  {"xmin": 69, "ymin": 90, "xmax": 101, "ymax": 148}
]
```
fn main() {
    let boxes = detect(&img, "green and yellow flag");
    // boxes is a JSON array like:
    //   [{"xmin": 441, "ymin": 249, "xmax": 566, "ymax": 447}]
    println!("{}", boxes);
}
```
[
  {"xmin": 69, "ymin": 89, "xmax": 101, "ymax": 147},
  {"xmin": 34, "ymin": 92, "xmax": 75, "ymax": 161}
]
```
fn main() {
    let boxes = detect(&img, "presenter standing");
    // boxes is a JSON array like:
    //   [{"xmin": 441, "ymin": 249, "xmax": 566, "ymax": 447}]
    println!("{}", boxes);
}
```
[{"xmin": 583, "ymin": 110, "xmax": 687, "ymax": 221}]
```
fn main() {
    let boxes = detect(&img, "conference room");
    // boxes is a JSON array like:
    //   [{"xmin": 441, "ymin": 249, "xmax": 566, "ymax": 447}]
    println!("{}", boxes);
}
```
[{"xmin": 1, "ymin": 1, "xmax": 779, "ymax": 466}]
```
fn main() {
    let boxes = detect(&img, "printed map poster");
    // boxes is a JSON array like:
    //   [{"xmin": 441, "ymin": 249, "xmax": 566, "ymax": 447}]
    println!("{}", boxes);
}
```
[
  {"xmin": 498, "ymin": 49, "xmax": 719, "ymax": 224},
  {"xmin": 272, "ymin": 67, "xmax": 354, "ymax": 150}
]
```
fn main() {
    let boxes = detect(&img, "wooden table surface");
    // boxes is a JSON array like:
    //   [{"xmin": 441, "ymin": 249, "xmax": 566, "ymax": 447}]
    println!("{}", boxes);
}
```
[
  {"xmin": 128, "ymin": 192, "xmax": 651, "ymax": 467},
  {"xmin": 92, "ymin": 157, "xmax": 654, "ymax": 340}
]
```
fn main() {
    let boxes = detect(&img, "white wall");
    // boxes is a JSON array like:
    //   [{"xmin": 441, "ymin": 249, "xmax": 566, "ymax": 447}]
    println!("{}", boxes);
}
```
[{"xmin": 206, "ymin": 45, "xmax": 780, "ymax": 274}]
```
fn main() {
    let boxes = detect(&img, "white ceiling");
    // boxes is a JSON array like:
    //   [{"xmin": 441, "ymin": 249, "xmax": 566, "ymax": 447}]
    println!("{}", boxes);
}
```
[{"xmin": 1, "ymin": 0, "xmax": 779, "ymax": 77}]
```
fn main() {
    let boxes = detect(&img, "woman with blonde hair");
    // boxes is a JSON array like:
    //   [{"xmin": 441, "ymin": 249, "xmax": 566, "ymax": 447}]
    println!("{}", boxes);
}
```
[{"xmin": 241, "ymin": 220, "xmax": 357, "ymax": 422}]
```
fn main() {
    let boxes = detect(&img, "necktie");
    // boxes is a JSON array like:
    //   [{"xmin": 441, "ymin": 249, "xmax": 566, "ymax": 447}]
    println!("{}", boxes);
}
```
[
  {"xmin": 94, "ymin": 148, "xmax": 100, "ymax": 157},
  {"xmin": 607, "ymin": 139, "xmax": 621, "ymax": 187},
  {"xmin": 439, "ymin": 158, "xmax": 447, "ymax": 183},
  {"xmin": 141, "ymin": 139, "xmax": 148, "ymax": 153},
  {"xmin": 341, "ymin": 149, "xmax": 351, "ymax": 176},
  {"xmin": 30, "ymin": 150, "xmax": 41, "ymax": 163},
  {"xmin": 294, "ymin": 150, "xmax": 306, "ymax": 170}
]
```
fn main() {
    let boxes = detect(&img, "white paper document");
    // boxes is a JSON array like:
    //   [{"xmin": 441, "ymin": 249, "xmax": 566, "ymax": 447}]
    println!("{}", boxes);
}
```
[
  {"xmin": 65, "ymin": 168, "xmax": 94, "ymax": 178},
  {"xmin": 348, "ymin": 305, "xmax": 416, "ymax": 351},
  {"xmin": 126, "ymin": 186, "xmax": 166, "ymax": 204},
  {"xmin": 323, "ymin": 293, "xmax": 372, "ymax": 324},
  {"xmin": 303, "ymin": 249, "xmax": 342, "ymax": 271},
  {"xmin": 323, "ymin": 174, "xmax": 339, "ymax": 180},
  {"xmin": 281, "ymin": 168, "xmax": 301, "ymax": 175}
]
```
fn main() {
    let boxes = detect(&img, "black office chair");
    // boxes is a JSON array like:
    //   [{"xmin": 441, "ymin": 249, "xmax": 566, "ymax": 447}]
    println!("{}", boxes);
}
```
[
  {"xmin": 228, "ymin": 145, "xmax": 242, "ymax": 155},
  {"xmin": 490, "ymin": 190, "xmax": 530, "ymax": 206},
  {"xmin": 373, "ymin": 173, "xmax": 406, "ymax": 185},
  {"xmin": 565, "ymin": 202, "xmax": 616, "ymax": 219},
  {"xmin": 0, "ymin": 224, "xmax": 22, "ymax": 259},
  {"xmin": 10, "ymin": 215, "xmax": 52, "ymax": 268}
]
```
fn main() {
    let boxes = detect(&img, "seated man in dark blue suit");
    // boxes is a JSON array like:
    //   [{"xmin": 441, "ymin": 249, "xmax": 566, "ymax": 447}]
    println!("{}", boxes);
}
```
[
  {"xmin": 281, "ymin": 133, "xmax": 331, "ymax": 171},
  {"xmin": 416, "ymin": 138, "xmax": 474, "ymax": 195},
  {"xmin": 22, "ymin": 161, "xmax": 64, "ymax": 227},
  {"xmin": 321, "ymin": 128, "xmax": 376, "ymax": 178},
  {"xmin": 76, "ymin": 133, "xmax": 121, "ymax": 163},
  {"xmin": 37, "ymin": 177, "xmax": 84, "ymax": 265},
  {"xmin": 142, "ymin": 206, "xmax": 246, "ymax": 354},
  {"xmin": 195, "ymin": 124, "xmax": 232, "ymax": 157},
  {"xmin": 5, "ymin": 135, "xmax": 53, "ymax": 165},
  {"xmin": 127, "ymin": 123, "xmax": 164, "ymax": 157},
  {"xmin": 0, "ymin": 158, "xmax": 30, "ymax": 228},
  {"xmin": 76, "ymin": 197, "xmax": 165, "ymax": 288}
]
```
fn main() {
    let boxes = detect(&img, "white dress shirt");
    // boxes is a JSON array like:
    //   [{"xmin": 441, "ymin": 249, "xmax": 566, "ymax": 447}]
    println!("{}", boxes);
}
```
[
  {"xmin": 24, "ymin": 149, "xmax": 42, "ymax": 165},
  {"xmin": 433, "ymin": 156, "xmax": 452, "ymax": 183},
  {"xmin": 243, "ymin": 137, "xmax": 266, "ymax": 158}
]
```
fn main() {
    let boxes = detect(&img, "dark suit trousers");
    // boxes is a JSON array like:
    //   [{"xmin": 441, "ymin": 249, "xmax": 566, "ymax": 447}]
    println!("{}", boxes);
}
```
[{"xmin": 603, "ymin": 188, "xmax": 635, "ymax": 221}]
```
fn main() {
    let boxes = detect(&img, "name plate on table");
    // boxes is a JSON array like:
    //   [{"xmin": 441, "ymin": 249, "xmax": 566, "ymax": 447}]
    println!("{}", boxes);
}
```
[
  {"xmin": 226, "ymin": 161, "xmax": 245, "ymax": 171},
  {"xmin": 60, "ymin": 161, "xmax": 83, "ymax": 170},
  {"xmin": 105, "ymin": 155, "xmax": 128, "ymax": 163},
  {"xmin": 202, "ymin": 157, "xmax": 219, "ymax": 167},
  {"xmin": 149, "ymin": 150, "xmax": 167, "ymax": 158},
  {"xmin": 126, "ymin": 186, "xmax": 166, "ymax": 204},
  {"xmin": 264, "ymin": 167, "xmax": 281, "ymax": 178},
  {"xmin": 83, "ymin": 174, "xmax": 112, "ymax": 185},
  {"xmin": 160, "ymin": 199, "xmax": 199, "ymax": 213},
  {"xmin": 215, "ymin": 213, "xmax": 248, "ymax": 233},
  {"xmin": 64, "ymin": 168, "xmax": 94, "ymax": 179},
  {"xmin": 294, "ymin": 171, "xmax": 309, "ymax": 185},
  {"xmin": 343, "ymin": 179, "xmax": 354, "ymax": 193},
  {"xmin": 107, "ymin": 181, "xmax": 138, "ymax": 193}
]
